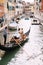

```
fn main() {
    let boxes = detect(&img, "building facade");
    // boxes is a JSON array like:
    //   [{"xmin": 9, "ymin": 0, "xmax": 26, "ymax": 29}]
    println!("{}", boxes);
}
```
[
  {"xmin": 34, "ymin": 0, "xmax": 43, "ymax": 12},
  {"xmin": 34, "ymin": 0, "xmax": 43, "ymax": 23},
  {"xmin": 39, "ymin": 0, "xmax": 43, "ymax": 12}
]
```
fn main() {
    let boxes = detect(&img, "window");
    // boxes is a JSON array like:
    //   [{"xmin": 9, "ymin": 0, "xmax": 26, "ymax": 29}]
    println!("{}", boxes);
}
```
[
  {"xmin": 8, "ymin": 6, "xmax": 14, "ymax": 10},
  {"xmin": 39, "ymin": 0, "xmax": 41, "ymax": 3},
  {"xmin": 16, "ymin": 6, "xmax": 19, "ymax": 8},
  {"xmin": 14, "ymin": 0, "xmax": 16, "ymax": 2},
  {"xmin": 16, "ymin": 6, "xmax": 18, "ymax": 8}
]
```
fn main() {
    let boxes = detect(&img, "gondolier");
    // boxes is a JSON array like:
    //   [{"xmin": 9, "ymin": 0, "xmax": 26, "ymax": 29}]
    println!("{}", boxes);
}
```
[{"xmin": 3, "ymin": 27, "xmax": 7, "ymax": 45}]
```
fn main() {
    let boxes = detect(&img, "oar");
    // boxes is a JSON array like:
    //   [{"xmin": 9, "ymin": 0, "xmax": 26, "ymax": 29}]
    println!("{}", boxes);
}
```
[{"xmin": 17, "ymin": 42, "xmax": 30, "ymax": 55}]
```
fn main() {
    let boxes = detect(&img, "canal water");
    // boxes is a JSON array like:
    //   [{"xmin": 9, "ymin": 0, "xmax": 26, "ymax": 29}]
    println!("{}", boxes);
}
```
[{"xmin": 0, "ymin": 25, "xmax": 43, "ymax": 65}]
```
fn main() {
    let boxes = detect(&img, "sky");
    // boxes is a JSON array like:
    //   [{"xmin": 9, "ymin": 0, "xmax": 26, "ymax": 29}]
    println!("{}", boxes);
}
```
[{"xmin": 22, "ymin": 0, "xmax": 34, "ymax": 3}]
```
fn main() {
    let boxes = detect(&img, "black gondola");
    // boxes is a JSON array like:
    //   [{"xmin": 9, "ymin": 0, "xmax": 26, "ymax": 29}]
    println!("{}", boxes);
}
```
[{"xmin": 0, "ymin": 30, "xmax": 30, "ymax": 51}]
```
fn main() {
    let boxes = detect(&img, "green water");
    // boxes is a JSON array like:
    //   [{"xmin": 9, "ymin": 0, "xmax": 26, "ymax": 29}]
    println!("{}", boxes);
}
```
[
  {"xmin": 0, "ymin": 40, "xmax": 28, "ymax": 65},
  {"xmin": 0, "ymin": 47, "xmax": 20, "ymax": 65}
]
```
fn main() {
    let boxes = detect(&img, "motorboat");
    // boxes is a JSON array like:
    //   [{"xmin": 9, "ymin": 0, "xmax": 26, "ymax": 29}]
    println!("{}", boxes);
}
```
[{"xmin": 31, "ymin": 18, "xmax": 41, "ymax": 25}]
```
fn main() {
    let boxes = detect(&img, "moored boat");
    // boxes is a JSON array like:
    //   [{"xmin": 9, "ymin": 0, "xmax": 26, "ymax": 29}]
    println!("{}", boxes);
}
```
[{"xmin": 31, "ymin": 18, "xmax": 41, "ymax": 25}]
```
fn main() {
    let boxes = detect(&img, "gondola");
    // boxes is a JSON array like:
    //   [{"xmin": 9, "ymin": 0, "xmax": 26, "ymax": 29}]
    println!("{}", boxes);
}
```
[
  {"xmin": 0, "ymin": 17, "xmax": 31, "ymax": 51},
  {"xmin": 0, "ymin": 30, "xmax": 30, "ymax": 51}
]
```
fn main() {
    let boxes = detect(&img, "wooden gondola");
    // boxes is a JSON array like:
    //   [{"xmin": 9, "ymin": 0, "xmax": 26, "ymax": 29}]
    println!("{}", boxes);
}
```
[{"xmin": 0, "ymin": 30, "xmax": 30, "ymax": 51}]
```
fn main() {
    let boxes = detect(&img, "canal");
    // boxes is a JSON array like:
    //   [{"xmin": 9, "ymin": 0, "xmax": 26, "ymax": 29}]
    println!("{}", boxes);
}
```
[{"xmin": 0, "ymin": 25, "xmax": 43, "ymax": 65}]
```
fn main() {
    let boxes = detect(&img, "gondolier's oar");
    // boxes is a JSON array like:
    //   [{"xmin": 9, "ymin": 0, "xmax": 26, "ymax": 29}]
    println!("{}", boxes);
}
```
[
  {"xmin": 17, "ymin": 43, "xmax": 33, "ymax": 60},
  {"xmin": 18, "ymin": 43, "xmax": 30, "ymax": 57},
  {"xmin": 18, "ymin": 43, "xmax": 30, "ymax": 55}
]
